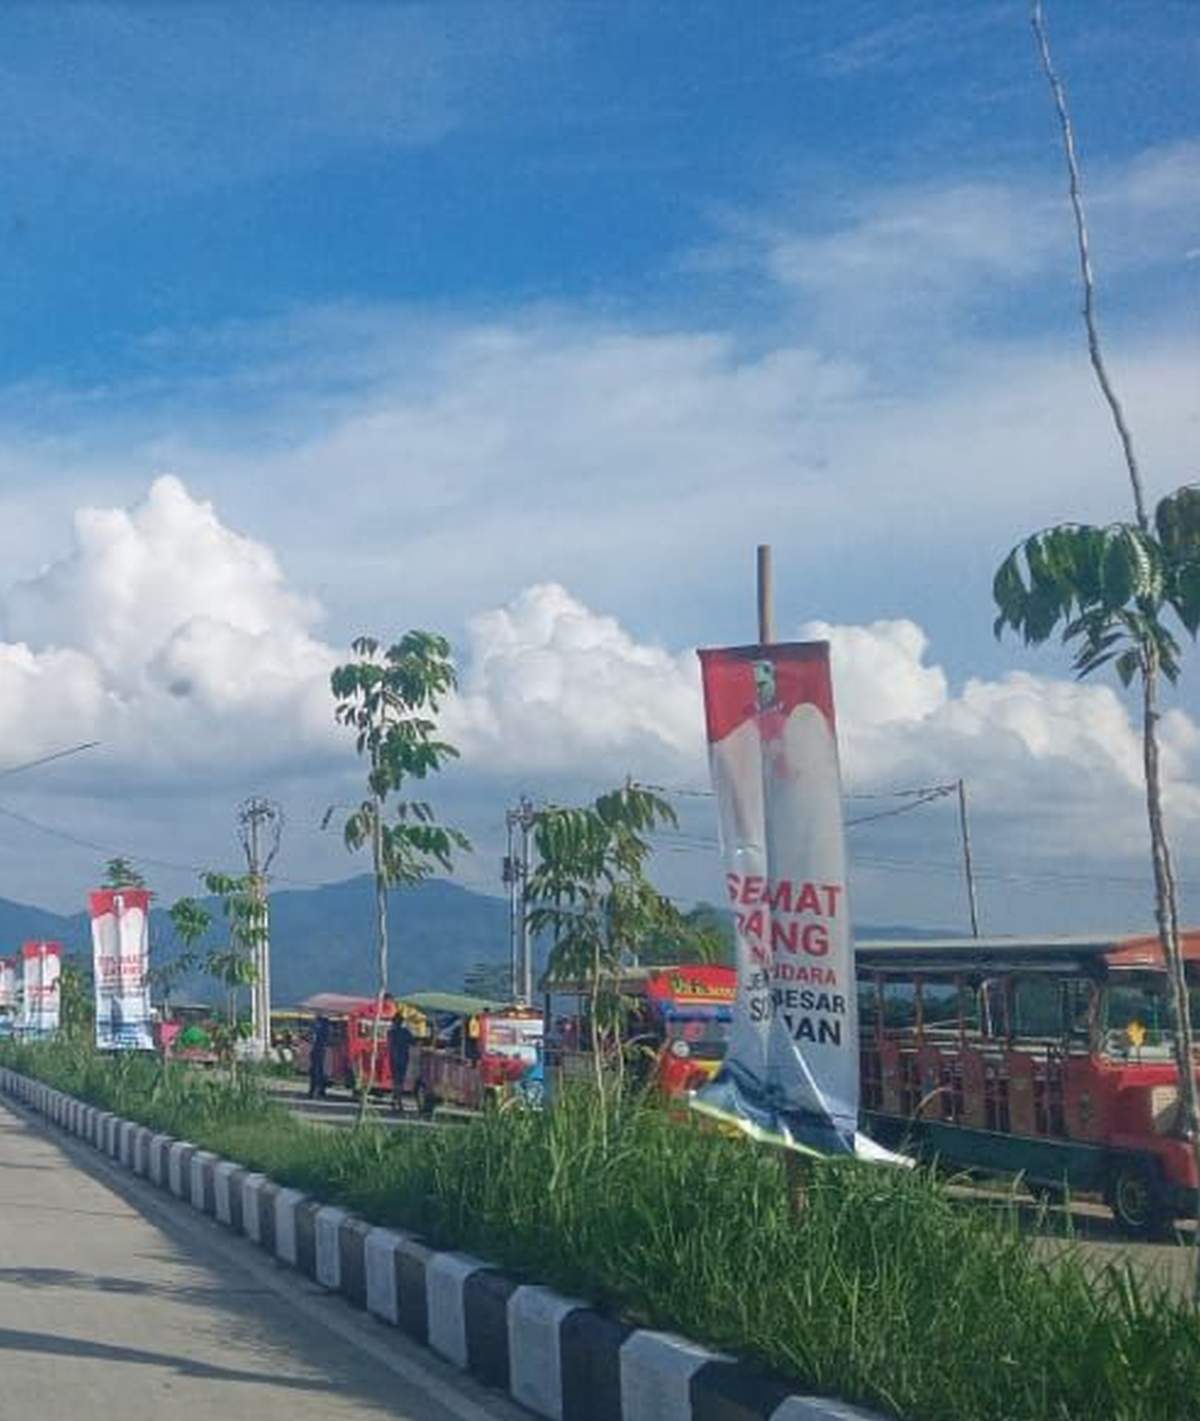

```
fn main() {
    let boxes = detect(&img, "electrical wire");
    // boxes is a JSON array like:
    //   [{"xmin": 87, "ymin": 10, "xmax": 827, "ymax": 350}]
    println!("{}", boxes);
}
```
[
  {"xmin": 0, "ymin": 742, "xmax": 101, "ymax": 779},
  {"xmin": 0, "ymin": 800, "xmax": 326, "ymax": 889}
]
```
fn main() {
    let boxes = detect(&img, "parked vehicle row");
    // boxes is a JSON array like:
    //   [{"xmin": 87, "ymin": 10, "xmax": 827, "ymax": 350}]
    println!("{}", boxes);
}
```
[{"xmin": 855, "ymin": 932, "xmax": 1200, "ymax": 1238}]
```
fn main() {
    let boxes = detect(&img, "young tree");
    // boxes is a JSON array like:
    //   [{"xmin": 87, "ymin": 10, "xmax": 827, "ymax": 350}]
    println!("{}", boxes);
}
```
[
  {"xmin": 166, "ymin": 873, "xmax": 263, "ymax": 1078},
  {"xmin": 102, "ymin": 857, "xmax": 146, "ymax": 890},
  {"xmin": 641, "ymin": 902, "xmax": 732, "ymax": 967},
  {"xmin": 462, "ymin": 960, "xmax": 511, "ymax": 1001},
  {"xmin": 328, "ymin": 633, "xmax": 469, "ymax": 1119},
  {"xmin": 59, "ymin": 954, "xmax": 95, "ymax": 1043},
  {"xmin": 526, "ymin": 784, "xmax": 698, "ymax": 1103},
  {"xmin": 994, "ymin": 3, "xmax": 1200, "ymax": 1254}
]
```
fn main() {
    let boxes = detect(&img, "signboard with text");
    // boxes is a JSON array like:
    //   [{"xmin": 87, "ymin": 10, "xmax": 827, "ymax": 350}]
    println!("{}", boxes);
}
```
[{"xmin": 90, "ymin": 889, "xmax": 155, "ymax": 1051}]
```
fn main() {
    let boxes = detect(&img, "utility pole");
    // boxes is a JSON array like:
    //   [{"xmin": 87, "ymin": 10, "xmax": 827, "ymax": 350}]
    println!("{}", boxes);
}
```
[
  {"xmin": 956, "ymin": 778, "xmax": 981, "ymax": 938},
  {"xmin": 502, "ymin": 814, "xmax": 520, "ymax": 1001},
  {"xmin": 238, "ymin": 797, "xmax": 283, "ymax": 1059},
  {"xmin": 757, "ymin": 543, "xmax": 775, "ymax": 644},
  {"xmin": 502, "ymin": 797, "xmax": 537, "ymax": 1002}
]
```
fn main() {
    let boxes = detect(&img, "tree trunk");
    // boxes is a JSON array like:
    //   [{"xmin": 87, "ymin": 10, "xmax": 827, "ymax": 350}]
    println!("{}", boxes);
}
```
[
  {"xmin": 1141, "ymin": 658, "xmax": 1200, "ymax": 1290},
  {"xmin": 360, "ymin": 797, "xmax": 388, "ymax": 1124},
  {"xmin": 589, "ymin": 933, "xmax": 603, "ymax": 1100}
]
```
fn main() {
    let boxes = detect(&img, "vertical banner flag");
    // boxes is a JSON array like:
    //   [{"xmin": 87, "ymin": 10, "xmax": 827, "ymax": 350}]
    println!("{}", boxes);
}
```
[
  {"xmin": 21, "ymin": 941, "xmax": 62, "ymax": 1038},
  {"xmin": 90, "ymin": 890, "xmax": 155, "ymax": 1051},
  {"xmin": 0, "ymin": 956, "xmax": 15, "ymax": 1032},
  {"xmin": 692, "ymin": 641, "xmax": 900, "ymax": 1161}
]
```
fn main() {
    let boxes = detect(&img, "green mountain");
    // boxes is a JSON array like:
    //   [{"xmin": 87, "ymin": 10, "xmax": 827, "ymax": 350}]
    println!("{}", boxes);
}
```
[{"xmin": 0, "ymin": 876, "xmax": 956, "ymax": 1005}]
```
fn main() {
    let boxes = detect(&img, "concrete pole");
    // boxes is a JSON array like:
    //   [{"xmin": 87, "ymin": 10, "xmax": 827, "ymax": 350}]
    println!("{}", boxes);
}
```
[
  {"xmin": 957, "ymin": 778, "xmax": 982, "ymax": 938},
  {"xmin": 519, "ymin": 797, "xmax": 534, "ymax": 1003}
]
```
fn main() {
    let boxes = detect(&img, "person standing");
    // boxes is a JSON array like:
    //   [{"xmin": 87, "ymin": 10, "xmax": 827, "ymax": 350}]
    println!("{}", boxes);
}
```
[
  {"xmin": 388, "ymin": 1010, "xmax": 414, "ymax": 1113},
  {"xmin": 308, "ymin": 1014, "xmax": 330, "ymax": 1100}
]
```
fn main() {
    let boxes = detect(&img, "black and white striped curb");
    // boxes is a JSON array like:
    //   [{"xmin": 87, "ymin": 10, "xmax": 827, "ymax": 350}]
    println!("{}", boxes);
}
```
[{"xmin": 0, "ymin": 1068, "xmax": 885, "ymax": 1421}]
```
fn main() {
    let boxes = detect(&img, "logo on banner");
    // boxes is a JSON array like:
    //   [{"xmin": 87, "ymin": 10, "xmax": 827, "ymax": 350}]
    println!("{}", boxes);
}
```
[{"xmin": 90, "ymin": 889, "xmax": 155, "ymax": 1051}]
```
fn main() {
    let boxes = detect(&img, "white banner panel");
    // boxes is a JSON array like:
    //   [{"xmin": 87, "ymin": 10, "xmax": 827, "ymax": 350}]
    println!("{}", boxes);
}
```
[
  {"xmin": 21, "ymin": 941, "xmax": 61, "ymax": 1038},
  {"xmin": 692, "ymin": 641, "xmax": 899, "ymax": 1162},
  {"xmin": 0, "ymin": 957, "xmax": 15, "ymax": 1035},
  {"xmin": 90, "ymin": 889, "xmax": 155, "ymax": 1051}
]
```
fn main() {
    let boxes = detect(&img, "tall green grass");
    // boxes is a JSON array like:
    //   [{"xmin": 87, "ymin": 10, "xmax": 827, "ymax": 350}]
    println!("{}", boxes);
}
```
[{"xmin": 5, "ymin": 1038, "xmax": 1199, "ymax": 1421}]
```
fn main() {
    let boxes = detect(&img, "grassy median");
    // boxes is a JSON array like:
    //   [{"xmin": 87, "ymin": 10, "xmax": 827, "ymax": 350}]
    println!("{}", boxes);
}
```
[{"xmin": 4, "ymin": 1039, "xmax": 1199, "ymax": 1421}]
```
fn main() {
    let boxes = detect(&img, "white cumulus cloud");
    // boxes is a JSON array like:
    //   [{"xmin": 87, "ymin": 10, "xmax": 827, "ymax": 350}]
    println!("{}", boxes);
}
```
[
  {"xmin": 0, "ymin": 476, "xmax": 337, "ymax": 780},
  {"xmin": 0, "ymin": 479, "xmax": 1195, "ymax": 918},
  {"xmin": 448, "ymin": 583, "xmax": 703, "ymax": 778}
]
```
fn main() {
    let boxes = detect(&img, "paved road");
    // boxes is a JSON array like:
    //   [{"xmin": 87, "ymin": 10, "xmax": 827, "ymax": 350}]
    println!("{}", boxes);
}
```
[
  {"xmin": 0, "ymin": 1098, "xmax": 525, "ymax": 1421},
  {"xmin": 946, "ymin": 1183, "xmax": 1197, "ymax": 1296},
  {"xmin": 268, "ymin": 1077, "xmax": 465, "ymax": 1131}
]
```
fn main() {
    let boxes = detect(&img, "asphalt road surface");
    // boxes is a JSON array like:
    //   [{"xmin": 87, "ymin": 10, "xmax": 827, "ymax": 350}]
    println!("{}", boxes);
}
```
[
  {"xmin": 0, "ymin": 1097, "xmax": 526, "ymax": 1421},
  {"xmin": 268, "ymin": 1076, "xmax": 447, "ymax": 1129}
]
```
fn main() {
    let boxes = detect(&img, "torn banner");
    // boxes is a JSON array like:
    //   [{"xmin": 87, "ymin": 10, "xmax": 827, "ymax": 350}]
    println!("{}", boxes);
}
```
[{"xmin": 691, "ymin": 641, "xmax": 900, "ymax": 1162}]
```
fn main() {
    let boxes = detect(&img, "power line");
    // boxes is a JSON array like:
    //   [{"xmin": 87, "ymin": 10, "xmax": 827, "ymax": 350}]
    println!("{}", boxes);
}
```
[
  {"xmin": 0, "ymin": 799, "xmax": 324, "ymax": 889},
  {"xmin": 647, "ymin": 787, "xmax": 953, "ymax": 850},
  {"xmin": 0, "ymin": 741, "xmax": 101, "ymax": 779},
  {"xmin": 638, "ymin": 779, "xmax": 959, "ymax": 802}
]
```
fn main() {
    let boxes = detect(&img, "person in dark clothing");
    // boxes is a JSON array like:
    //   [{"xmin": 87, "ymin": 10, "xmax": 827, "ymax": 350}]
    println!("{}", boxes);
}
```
[
  {"xmin": 388, "ymin": 1012, "xmax": 415, "ymax": 1112},
  {"xmin": 308, "ymin": 1014, "xmax": 331, "ymax": 1099}
]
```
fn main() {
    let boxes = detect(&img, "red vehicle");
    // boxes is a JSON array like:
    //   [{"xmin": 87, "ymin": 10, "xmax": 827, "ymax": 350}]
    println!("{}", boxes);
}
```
[
  {"xmin": 298, "ymin": 993, "xmax": 428, "ymax": 1093},
  {"xmin": 857, "ymin": 933, "xmax": 1200, "ymax": 1237},
  {"xmin": 404, "ymin": 992, "xmax": 544, "ymax": 1116},
  {"xmin": 553, "ymin": 964, "xmax": 735, "ymax": 1099}
]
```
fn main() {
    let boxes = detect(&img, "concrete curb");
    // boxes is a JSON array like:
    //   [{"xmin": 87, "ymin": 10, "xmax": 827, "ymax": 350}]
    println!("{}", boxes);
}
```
[{"xmin": 0, "ymin": 1067, "xmax": 886, "ymax": 1421}]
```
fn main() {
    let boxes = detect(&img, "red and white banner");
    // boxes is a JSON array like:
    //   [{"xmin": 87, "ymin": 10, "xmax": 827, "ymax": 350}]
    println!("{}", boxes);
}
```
[
  {"xmin": 0, "ymin": 957, "xmax": 15, "ymax": 1015},
  {"xmin": 90, "ymin": 889, "xmax": 155, "ymax": 1051},
  {"xmin": 691, "ymin": 641, "xmax": 899, "ymax": 1160},
  {"xmin": 21, "ymin": 941, "xmax": 61, "ymax": 1038}
]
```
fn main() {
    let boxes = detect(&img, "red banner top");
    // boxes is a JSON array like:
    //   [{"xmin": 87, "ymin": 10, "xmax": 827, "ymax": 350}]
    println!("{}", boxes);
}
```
[
  {"xmin": 22, "ymin": 941, "xmax": 61, "ymax": 959},
  {"xmin": 89, "ymin": 889, "xmax": 152, "ymax": 918},
  {"xmin": 697, "ymin": 641, "xmax": 835, "ymax": 745}
]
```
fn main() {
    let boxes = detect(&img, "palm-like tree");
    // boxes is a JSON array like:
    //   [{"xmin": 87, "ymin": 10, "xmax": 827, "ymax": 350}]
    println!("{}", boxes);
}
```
[{"xmin": 998, "ymin": 3, "xmax": 1200, "ymax": 1272}]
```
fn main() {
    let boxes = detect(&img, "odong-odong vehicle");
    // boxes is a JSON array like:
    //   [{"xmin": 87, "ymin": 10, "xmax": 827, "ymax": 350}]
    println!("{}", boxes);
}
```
[
  {"xmin": 856, "ymin": 932, "xmax": 1200, "ymax": 1238},
  {"xmin": 550, "ymin": 964, "xmax": 735, "ymax": 1099},
  {"xmin": 296, "ymin": 992, "xmax": 429, "ymax": 1094},
  {"xmin": 403, "ymin": 992, "xmax": 544, "ymax": 1117}
]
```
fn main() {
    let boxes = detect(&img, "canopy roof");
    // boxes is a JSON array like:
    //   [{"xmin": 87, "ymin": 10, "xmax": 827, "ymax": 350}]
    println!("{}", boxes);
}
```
[
  {"xmin": 298, "ymin": 992, "xmax": 374, "ymax": 1017},
  {"xmin": 399, "ymin": 990, "xmax": 509, "ymax": 1017},
  {"xmin": 855, "ymin": 932, "xmax": 1200, "ymax": 975}
]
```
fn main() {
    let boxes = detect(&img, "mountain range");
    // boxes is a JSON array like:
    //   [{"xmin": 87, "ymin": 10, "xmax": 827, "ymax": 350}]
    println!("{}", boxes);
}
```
[{"xmin": 0, "ymin": 875, "xmax": 954, "ymax": 1005}]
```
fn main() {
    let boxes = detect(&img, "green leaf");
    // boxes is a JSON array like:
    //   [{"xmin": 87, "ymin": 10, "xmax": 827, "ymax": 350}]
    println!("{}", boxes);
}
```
[
  {"xmin": 1169, "ymin": 559, "xmax": 1200, "ymax": 637},
  {"xmin": 1155, "ymin": 484, "xmax": 1200, "ymax": 558},
  {"xmin": 1114, "ymin": 648, "xmax": 1141, "ymax": 686},
  {"xmin": 1099, "ymin": 528, "xmax": 1136, "ymax": 609}
]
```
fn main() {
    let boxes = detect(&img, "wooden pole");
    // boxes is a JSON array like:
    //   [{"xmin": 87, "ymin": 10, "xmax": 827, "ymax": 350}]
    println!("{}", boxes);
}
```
[
  {"xmin": 756, "ymin": 544, "xmax": 774, "ymax": 645},
  {"xmin": 755, "ymin": 544, "xmax": 806, "ymax": 1203}
]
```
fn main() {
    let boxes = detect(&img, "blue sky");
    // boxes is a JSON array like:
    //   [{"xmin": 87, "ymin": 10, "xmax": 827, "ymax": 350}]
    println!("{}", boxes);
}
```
[
  {"xmin": 4, "ymin": 2, "xmax": 1195, "ymax": 384},
  {"xmin": 0, "ymin": 2, "xmax": 1196, "ymax": 931}
]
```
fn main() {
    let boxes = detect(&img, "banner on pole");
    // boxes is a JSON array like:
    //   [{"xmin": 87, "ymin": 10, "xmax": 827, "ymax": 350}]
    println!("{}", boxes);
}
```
[
  {"xmin": 90, "ymin": 890, "xmax": 155, "ymax": 1051},
  {"xmin": 21, "ymin": 941, "xmax": 61, "ymax": 1039},
  {"xmin": 0, "ymin": 956, "xmax": 15, "ymax": 1034},
  {"xmin": 691, "ymin": 641, "xmax": 901, "ymax": 1161}
]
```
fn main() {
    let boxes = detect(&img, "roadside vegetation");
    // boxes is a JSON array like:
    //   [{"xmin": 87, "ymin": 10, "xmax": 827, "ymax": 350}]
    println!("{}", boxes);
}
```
[{"xmin": 5, "ymin": 1039, "xmax": 1200, "ymax": 1421}]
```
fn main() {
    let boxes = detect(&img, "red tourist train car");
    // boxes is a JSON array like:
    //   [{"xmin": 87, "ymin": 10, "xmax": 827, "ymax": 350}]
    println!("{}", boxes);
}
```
[
  {"xmin": 404, "ymin": 992, "xmax": 544, "ymax": 1116},
  {"xmin": 297, "ymin": 993, "xmax": 429, "ymax": 1093},
  {"xmin": 552, "ymin": 964, "xmax": 736, "ymax": 1099},
  {"xmin": 295, "ymin": 991, "xmax": 543, "ymax": 1112},
  {"xmin": 856, "ymin": 933, "xmax": 1200, "ymax": 1237}
]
